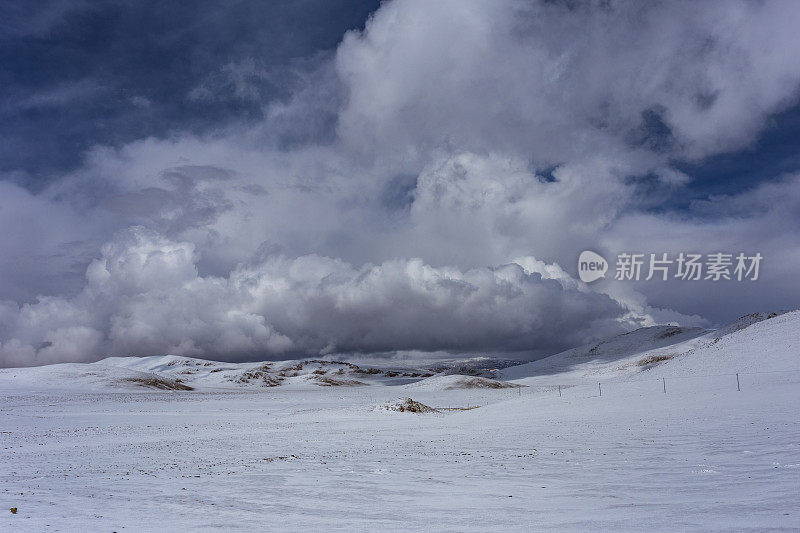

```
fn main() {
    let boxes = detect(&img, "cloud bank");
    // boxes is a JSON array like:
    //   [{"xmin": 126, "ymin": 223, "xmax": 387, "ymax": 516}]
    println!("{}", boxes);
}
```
[
  {"xmin": 0, "ymin": 227, "xmax": 640, "ymax": 366},
  {"xmin": 2, "ymin": 0, "xmax": 800, "ymax": 365}
]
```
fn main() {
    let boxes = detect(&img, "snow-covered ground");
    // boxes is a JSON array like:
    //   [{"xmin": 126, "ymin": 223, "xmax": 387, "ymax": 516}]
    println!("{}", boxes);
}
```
[{"xmin": 1, "ymin": 311, "xmax": 799, "ymax": 531}]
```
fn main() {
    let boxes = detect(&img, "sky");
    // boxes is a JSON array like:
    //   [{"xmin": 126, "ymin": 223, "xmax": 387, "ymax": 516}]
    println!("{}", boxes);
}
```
[{"xmin": 1, "ymin": 0, "xmax": 800, "ymax": 367}]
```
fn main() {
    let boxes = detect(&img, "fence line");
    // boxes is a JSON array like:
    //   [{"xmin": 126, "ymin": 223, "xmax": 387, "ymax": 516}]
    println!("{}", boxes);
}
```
[{"xmin": 507, "ymin": 368, "xmax": 800, "ymax": 390}]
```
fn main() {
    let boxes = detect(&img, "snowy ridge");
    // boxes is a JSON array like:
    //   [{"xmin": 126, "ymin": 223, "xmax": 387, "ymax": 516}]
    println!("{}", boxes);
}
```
[
  {"xmin": 501, "ymin": 310, "xmax": 797, "ymax": 384},
  {"xmin": 0, "ymin": 355, "xmax": 436, "ymax": 392},
  {"xmin": 402, "ymin": 374, "xmax": 520, "ymax": 391},
  {"xmin": 0, "ymin": 362, "xmax": 192, "ymax": 392},
  {"xmin": 0, "ymin": 310, "xmax": 796, "ymax": 392}
]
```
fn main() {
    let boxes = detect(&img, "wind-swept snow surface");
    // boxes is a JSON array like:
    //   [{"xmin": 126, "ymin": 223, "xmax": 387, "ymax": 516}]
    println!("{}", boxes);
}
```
[{"xmin": 1, "ymin": 311, "xmax": 798, "ymax": 531}]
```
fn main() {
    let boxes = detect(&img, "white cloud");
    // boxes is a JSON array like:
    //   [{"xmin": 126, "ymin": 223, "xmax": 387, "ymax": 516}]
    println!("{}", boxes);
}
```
[
  {"xmin": 0, "ymin": 227, "xmax": 642, "ymax": 366},
  {"xmin": 336, "ymin": 0, "xmax": 800, "ymax": 162}
]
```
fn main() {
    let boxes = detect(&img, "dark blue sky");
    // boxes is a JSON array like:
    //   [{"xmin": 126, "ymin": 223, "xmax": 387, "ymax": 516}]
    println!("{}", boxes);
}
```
[
  {"xmin": 619, "ymin": 102, "xmax": 800, "ymax": 214},
  {"xmin": 676, "ymin": 103, "xmax": 800, "ymax": 201},
  {"xmin": 0, "ymin": 0, "xmax": 381, "ymax": 190}
]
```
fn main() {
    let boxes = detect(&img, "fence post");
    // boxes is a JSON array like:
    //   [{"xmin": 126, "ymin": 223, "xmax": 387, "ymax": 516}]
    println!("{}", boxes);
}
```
[
  {"xmin": 598, "ymin": 382, "xmax": 602, "ymax": 397},
  {"xmin": 558, "ymin": 385, "xmax": 561, "ymax": 397},
  {"xmin": 736, "ymin": 372, "xmax": 740, "ymax": 391},
  {"xmin": 663, "ymin": 377, "xmax": 666, "ymax": 394}
]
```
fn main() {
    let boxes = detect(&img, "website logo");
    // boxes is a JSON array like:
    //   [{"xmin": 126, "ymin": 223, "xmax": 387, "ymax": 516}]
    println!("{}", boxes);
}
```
[{"xmin": 578, "ymin": 250, "xmax": 608, "ymax": 283}]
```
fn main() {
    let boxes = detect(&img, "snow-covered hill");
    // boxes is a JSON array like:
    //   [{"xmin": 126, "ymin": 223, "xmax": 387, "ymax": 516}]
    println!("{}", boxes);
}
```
[
  {"xmin": 0, "ymin": 355, "xmax": 437, "ymax": 392},
  {"xmin": 0, "ymin": 361, "xmax": 193, "ymax": 392},
  {"xmin": 501, "ymin": 310, "xmax": 797, "ymax": 384},
  {"xmin": 0, "ymin": 310, "xmax": 796, "ymax": 392}
]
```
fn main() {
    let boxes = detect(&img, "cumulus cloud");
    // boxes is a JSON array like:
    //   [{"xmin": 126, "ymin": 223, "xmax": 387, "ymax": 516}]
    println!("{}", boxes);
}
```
[
  {"xmin": 0, "ymin": 227, "xmax": 640, "ymax": 366},
  {"xmin": 1, "ymin": 0, "xmax": 800, "ymax": 365},
  {"xmin": 337, "ymin": 0, "xmax": 800, "ymax": 163}
]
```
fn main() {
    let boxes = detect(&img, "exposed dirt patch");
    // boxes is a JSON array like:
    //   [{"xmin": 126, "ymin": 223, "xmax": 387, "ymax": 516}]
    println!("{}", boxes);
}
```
[
  {"xmin": 382, "ymin": 398, "xmax": 439, "ymax": 413},
  {"xmin": 637, "ymin": 354, "xmax": 675, "ymax": 367},
  {"xmin": 313, "ymin": 376, "xmax": 366, "ymax": 387},
  {"xmin": 353, "ymin": 367, "xmax": 382, "ymax": 376},
  {"xmin": 656, "ymin": 327, "xmax": 684, "ymax": 339},
  {"xmin": 122, "ymin": 376, "xmax": 194, "ymax": 390},
  {"xmin": 444, "ymin": 376, "xmax": 519, "ymax": 389},
  {"xmin": 232, "ymin": 365, "xmax": 283, "ymax": 387}
]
